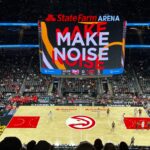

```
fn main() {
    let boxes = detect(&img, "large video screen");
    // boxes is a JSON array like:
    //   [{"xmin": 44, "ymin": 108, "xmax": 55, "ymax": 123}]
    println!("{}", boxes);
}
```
[{"xmin": 39, "ymin": 16, "xmax": 127, "ymax": 76}]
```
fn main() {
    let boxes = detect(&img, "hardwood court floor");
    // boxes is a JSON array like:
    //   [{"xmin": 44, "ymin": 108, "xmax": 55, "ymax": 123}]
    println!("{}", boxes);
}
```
[{"xmin": 0, "ymin": 106, "xmax": 150, "ymax": 146}]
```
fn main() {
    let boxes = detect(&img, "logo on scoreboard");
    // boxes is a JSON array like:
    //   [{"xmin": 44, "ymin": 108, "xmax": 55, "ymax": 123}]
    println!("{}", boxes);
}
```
[
  {"xmin": 66, "ymin": 115, "xmax": 95, "ymax": 130},
  {"xmin": 71, "ymin": 69, "xmax": 80, "ymax": 75}
]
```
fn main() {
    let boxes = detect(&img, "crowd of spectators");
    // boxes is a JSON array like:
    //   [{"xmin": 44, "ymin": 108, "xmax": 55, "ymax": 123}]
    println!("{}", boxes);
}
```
[
  {"xmin": 133, "ymin": 55, "xmax": 150, "ymax": 95},
  {"xmin": 9, "ymin": 95, "xmax": 38, "ymax": 105},
  {"xmin": 0, "ymin": 49, "xmax": 149, "ymax": 108},
  {"xmin": 0, "ymin": 50, "xmax": 53, "ymax": 104},
  {"xmin": 23, "ymin": 55, "xmax": 52, "ymax": 95},
  {"xmin": 0, "ymin": 51, "xmax": 30, "ymax": 96},
  {"xmin": 62, "ymin": 78, "xmax": 97, "ymax": 97},
  {"xmin": 1, "ymin": 136, "xmax": 147, "ymax": 150},
  {"xmin": 110, "ymin": 66, "xmax": 139, "ymax": 100}
]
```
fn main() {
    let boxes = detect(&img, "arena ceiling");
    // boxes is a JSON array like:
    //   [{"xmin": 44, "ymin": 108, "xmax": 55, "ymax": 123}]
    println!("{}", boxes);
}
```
[
  {"xmin": 0, "ymin": 0, "xmax": 150, "ymax": 47},
  {"xmin": 0, "ymin": 0, "xmax": 149, "ymax": 21}
]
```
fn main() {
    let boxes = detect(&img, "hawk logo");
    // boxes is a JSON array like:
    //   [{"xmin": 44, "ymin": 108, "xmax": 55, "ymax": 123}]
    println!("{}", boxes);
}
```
[{"xmin": 66, "ymin": 115, "xmax": 95, "ymax": 130}]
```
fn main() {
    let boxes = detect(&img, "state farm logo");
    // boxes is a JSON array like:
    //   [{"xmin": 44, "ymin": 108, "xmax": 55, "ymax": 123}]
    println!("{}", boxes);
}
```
[
  {"xmin": 45, "ymin": 14, "xmax": 56, "ymax": 22},
  {"xmin": 66, "ymin": 115, "xmax": 95, "ymax": 130}
]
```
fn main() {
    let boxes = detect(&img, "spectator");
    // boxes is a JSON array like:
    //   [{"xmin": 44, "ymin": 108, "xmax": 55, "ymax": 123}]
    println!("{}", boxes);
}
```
[
  {"xmin": 34, "ymin": 140, "xmax": 53, "ymax": 150},
  {"xmin": 27, "ymin": 140, "xmax": 36, "ymax": 150},
  {"xmin": 76, "ymin": 141, "xmax": 95, "ymax": 150},
  {"xmin": 103, "ymin": 143, "xmax": 116, "ymax": 150},
  {"xmin": 119, "ymin": 141, "xmax": 129, "ymax": 150},
  {"xmin": 94, "ymin": 138, "xmax": 103, "ymax": 150},
  {"xmin": 0, "ymin": 136, "xmax": 22, "ymax": 150}
]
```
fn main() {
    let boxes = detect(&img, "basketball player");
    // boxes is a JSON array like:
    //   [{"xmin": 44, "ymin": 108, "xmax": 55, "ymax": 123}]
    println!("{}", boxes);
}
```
[
  {"xmin": 111, "ymin": 121, "xmax": 115, "ymax": 132},
  {"xmin": 141, "ymin": 121, "xmax": 145, "ymax": 129},
  {"xmin": 130, "ymin": 136, "xmax": 135, "ymax": 146},
  {"xmin": 138, "ymin": 108, "xmax": 142, "ymax": 117},
  {"xmin": 107, "ymin": 108, "xmax": 110, "ymax": 116},
  {"xmin": 147, "ymin": 121, "xmax": 150, "ymax": 129},
  {"xmin": 121, "ymin": 113, "xmax": 125, "ymax": 123},
  {"xmin": 135, "ymin": 121, "xmax": 140, "ymax": 130},
  {"xmin": 48, "ymin": 110, "xmax": 52, "ymax": 120}
]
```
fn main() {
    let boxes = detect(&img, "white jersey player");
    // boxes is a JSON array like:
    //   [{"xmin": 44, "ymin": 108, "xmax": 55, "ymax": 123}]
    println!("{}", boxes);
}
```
[
  {"xmin": 141, "ymin": 121, "xmax": 145, "ymax": 129},
  {"xmin": 48, "ymin": 111, "xmax": 53, "ymax": 120},
  {"xmin": 121, "ymin": 113, "xmax": 125, "ymax": 123}
]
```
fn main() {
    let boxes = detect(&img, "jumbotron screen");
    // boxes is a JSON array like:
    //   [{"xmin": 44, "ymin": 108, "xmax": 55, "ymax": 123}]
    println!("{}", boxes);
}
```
[{"xmin": 39, "ymin": 15, "xmax": 127, "ymax": 76}]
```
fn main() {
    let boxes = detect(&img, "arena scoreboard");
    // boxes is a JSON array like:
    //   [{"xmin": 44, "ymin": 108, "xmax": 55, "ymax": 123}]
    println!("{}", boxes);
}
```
[{"xmin": 39, "ymin": 14, "xmax": 127, "ymax": 76}]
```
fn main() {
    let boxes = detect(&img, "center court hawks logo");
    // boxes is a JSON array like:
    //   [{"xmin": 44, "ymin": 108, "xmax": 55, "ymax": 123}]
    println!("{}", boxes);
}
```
[{"xmin": 66, "ymin": 115, "xmax": 96, "ymax": 130}]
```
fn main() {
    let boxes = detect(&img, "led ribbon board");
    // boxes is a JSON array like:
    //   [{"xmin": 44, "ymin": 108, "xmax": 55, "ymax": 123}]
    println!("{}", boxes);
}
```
[{"xmin": 39, "ymin": 15, "xmax": 127, "ymax": 76}]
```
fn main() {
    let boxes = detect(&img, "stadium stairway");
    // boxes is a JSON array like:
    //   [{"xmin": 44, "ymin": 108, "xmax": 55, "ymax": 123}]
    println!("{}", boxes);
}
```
[
  {"xmin": 97, "ymin": 79, "xmax": 104, "ymax": 95},
  {"xmin": 47, "ymin": 81, "xmax": 54, "ymax": 96},
  {"xmin": 132, "ymin": 69, "xmax": 143, "ymax": 94},
  {"xmin": 107, "ymin": 78, "xmax": 113, "ymax": 96},
  {"xmin": 58, "ymin": 78, "xmax": 63, "ymax": 97},
  {"xmin": 19, "ymin": 55, "xmax": 33, "ymax": 94}
]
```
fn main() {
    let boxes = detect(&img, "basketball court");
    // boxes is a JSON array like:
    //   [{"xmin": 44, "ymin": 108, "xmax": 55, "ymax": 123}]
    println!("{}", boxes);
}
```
[{"xmin": 0, "ymin": 106, "xmax": 150, "ymax": 146}]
